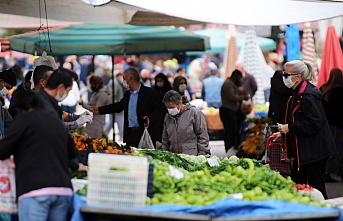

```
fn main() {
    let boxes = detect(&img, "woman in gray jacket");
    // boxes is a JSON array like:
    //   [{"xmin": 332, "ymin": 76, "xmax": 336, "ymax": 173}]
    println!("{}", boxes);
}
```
[
  {"xmin": 161, "ymin": 90, "xmax": 210, "ymax": 156},
  {"xmin": 81, "ymin": 75, "xmax": 110, "ymax": 138}
]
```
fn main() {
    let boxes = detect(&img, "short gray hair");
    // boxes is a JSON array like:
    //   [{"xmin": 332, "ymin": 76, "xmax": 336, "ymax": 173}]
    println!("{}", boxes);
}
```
[
  {"xmin": 162, "ymin": 90, "xmax": 182, "ymax": 104},
  {"xmin": 284, "ymin": 60, "xmax": 315, "ymax": 82},
  {"xmin": 124, "ymin": 67, "xmax": 140, "ymax": 82}
]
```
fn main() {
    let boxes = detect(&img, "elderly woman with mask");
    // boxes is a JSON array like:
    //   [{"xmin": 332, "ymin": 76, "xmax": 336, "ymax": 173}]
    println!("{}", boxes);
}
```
[
  {"xmin": 274, "ymin": 60, "xmax": 337, "ymax": 199},
  {"xmin": 161, "ymin": 90, "xmax": 210, "ymax": 156}
]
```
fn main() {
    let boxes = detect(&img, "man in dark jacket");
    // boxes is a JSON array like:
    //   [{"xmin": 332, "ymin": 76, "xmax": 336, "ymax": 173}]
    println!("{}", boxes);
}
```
[
  {"xmin": 91, "ymin": 67, "xmax": 165, "ymax": 148},
  {"xmin": 236, "ymin": 64, "xmax": 257, "ymax": 99}
]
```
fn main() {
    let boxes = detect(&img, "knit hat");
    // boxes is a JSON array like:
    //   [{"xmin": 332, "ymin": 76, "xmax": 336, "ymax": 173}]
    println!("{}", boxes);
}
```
[
  {"xmin": 0, "ymin": 69, "xmax": 17, "ymax": 86},
  {"xmin": 33, "ymin": 51, "xmax": 58, "ymax": 70}
]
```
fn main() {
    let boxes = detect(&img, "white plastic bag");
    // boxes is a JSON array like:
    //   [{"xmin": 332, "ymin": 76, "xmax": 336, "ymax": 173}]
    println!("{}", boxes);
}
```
[
  {"xmin": 0, "ymin": 157, "xmax": 17, "ymax": 213},
  {"xmin": 138, "ymin": 128, "xmax": 155, "ymax": 149}
]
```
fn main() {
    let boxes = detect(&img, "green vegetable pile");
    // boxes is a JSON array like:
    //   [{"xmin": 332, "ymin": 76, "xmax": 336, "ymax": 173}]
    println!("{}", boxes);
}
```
[
  {"xmin": 76, "ymin": 185, "xmax": 87, "ymax": 195},
  {"xmin": 132, "ymin": 148, "xmax": 220, "ymax": 173},
  {"xmin": 133, "ymin": 149, "xmax": 324, "ymax": 207}
]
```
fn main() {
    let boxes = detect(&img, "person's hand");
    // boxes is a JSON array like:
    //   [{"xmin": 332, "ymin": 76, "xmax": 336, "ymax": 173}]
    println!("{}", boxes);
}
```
[
  {"xmin": 76, "ymin": 114, "xmax": 93, "ymax": 126},
  {"xmin": 243, "ymin": 92, "xmax": 251, "ymax": 101},
  {"xmin": 272, "ymin": 132, "xmax": 282, "ymax": 142},
  {"xmin": 143, "ymin": 116, "xmax": 150, "ymax": 128},
  {"xmin": 278, "ymin": 123, "xmax": 289, "ymax": 134},
  {"xmin": 78, "ymin": 163, "xmax": 88, "ymax": 172},
  {"xmin": 90, "ymin": 106, "xmax": 99, "ymax": 115},
  {"xmin": 82, "ymin": 110, "xmax": 93, "ymax": 117}
]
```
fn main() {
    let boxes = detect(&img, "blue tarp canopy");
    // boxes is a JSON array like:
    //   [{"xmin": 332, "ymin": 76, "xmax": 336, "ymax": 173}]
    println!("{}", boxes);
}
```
[{"xmin": 187, "ymin": 28, "xmax": 276, "ymax": 55}]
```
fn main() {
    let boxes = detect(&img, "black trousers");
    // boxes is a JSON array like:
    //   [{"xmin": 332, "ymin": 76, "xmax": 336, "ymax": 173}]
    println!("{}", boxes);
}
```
[
  {"xmin": 219, "ymin": 107, "xmax": 239, "ymax": 151},
  {"xmin": 126, "ymin": 128, "xmax": 143, "ymax": 148},
  {"xmin": 291, "ymin": 157, "xmax": 328, "ymax": 199}
]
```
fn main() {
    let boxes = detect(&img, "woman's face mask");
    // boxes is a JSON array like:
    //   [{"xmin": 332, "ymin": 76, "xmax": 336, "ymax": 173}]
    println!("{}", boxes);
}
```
[
  {"xmin": 179, "ymin": 84, "xmax": 187, "ymax": 93},
  {"xmin": 282, "ymin": 76, "xmax": 295, "ymax": 88}
]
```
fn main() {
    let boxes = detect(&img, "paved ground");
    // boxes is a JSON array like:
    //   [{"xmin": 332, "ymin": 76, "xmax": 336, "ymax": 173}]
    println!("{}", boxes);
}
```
[{"xmin": 209, "ymin": 140, "xmax": 343, "ymax": 200}]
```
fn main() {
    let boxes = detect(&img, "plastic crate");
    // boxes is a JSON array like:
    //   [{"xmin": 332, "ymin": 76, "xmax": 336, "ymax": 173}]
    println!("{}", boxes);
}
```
[{"xmin": 87, "ymin": 153, "xmax": 149, "ymax": 208}]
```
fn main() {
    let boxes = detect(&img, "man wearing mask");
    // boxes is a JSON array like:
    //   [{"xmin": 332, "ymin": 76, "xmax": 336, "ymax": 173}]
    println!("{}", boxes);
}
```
[
  {"xmin": 91, "ymin": 67, "xmax": 165, "ymax": 148},
  {"xmin": 0, "ymin": 69, "xmax": 17, "ymax": 139},
  {"xmin": 38, "ymin": 69, "xmax": 93, "ymax": 129},
  {"xmin": 31, "ymin": 65, "xmax": 54, "ymax": 91}
]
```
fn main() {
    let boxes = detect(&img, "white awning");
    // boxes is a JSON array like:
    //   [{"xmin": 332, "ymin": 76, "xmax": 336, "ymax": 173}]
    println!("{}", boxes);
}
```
[{"xmin": 115, "ymin": 0, "xmax": 343, "ymax": 25}]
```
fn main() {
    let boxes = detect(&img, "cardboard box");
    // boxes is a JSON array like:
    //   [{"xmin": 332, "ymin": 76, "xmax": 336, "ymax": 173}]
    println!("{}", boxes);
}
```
[{"xmin": 205, "ymin": 110, "xmax": 224, "ymax": 131}]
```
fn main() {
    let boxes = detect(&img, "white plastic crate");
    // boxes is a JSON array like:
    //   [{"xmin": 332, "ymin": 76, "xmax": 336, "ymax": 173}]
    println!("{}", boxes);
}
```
[{"xmin": 87, "ymin": 153, "xmax": 149, "ymax": 208}]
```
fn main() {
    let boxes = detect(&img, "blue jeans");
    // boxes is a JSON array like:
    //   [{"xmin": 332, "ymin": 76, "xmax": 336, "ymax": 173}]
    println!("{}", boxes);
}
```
[
  {"xmin": 18, "ymin": 195, "xmax": 72, "ymax": 221},
  {"xmin": 207, "ymin": 102, "xmax": 221, "ymax": 109}
]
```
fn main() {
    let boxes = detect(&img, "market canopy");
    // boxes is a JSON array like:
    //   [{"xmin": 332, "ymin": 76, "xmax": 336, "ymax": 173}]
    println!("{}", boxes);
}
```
[
  {"xmin": 115, "ymin": 0, "xmax": 343, "ymax": 26},
  {"xmin": 1, "ymin": 0, "xmax": 342, "ymax": 28},
  {"xmin": 188, "ymin": 28, "xmax": 276, "ymax": 55},
  {"xmin": 0, "ymin": 0, "xmax": 204, "ymax": 28},
  {"xmin": 3, "ymin": 23, "xmax": 210, "ymax": 56}
]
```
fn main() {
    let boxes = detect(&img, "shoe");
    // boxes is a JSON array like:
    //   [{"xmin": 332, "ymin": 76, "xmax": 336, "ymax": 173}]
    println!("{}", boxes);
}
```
[{"xmin": 325, "ymin": 173, "xmax": 339, "ymax": 183}]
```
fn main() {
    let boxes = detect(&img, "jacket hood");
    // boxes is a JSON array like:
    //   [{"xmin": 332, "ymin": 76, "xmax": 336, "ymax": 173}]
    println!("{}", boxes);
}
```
[
  {"xmin": 99, "ymin": 85, "xmax": 111, "ymax": 95},
  {"xmin": 182, "ymin": 103, "xmax": 193, "ymax": 112}
]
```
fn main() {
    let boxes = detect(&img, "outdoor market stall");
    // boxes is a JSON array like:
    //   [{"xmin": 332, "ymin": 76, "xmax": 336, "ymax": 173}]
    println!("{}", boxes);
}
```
[{"xmin": 66, "ymin": 135, "xmax": 343, "ymax": 221}]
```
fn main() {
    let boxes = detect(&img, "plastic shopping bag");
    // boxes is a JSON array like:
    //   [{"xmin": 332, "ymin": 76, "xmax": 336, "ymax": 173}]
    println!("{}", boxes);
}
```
[
  {"xmin": 0, "ymin": 157, "xmax": 17, "ymax": 213},
  {"xmin": 138, "ymin": 128, "xmax": 155, "ymax": 149}
]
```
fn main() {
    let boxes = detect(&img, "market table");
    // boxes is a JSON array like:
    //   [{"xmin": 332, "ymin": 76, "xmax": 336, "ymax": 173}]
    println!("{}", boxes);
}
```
[
  {"xmin": 72, "ymin": 195, "xmax": 342, "ymax": 221},
  {"xmin": 81, "ymin": 206, "xmax": 210, "ymax": 221}
]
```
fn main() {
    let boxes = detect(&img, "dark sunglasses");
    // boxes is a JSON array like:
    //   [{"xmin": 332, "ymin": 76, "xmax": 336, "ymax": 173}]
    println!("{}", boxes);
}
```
[{"xmin": 282, "ymin": 72, "xmax": 298, "ymax": 79}]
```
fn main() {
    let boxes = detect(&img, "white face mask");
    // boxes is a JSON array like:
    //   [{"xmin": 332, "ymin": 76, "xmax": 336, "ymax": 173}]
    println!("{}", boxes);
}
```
[
  {"xmin": 55, "ymin": 86, "xmax": 67, "ymax": 102},
  {"xmin": 179, "ymin": 84, "xmax": 187, "ymax": 93},
  {"xmin": 168, "ymin": 107, "xmax": 180, "ymax": 116},
  {"xmin": 0, "ymin": 87, "xmax": 8, "ymax": 97},
  {"xmin": 282, "ymin": 76, "xmax": 295, "ymax": 88}
]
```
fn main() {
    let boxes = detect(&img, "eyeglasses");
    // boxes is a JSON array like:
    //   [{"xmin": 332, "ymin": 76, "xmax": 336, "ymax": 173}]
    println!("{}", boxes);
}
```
[{"xmin": 282, "ymin": 72, "xmax": 298, "ymax": 79}]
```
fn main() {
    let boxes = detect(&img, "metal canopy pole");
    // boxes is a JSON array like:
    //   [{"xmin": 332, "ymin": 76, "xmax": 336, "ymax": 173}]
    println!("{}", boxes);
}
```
[{"xmin": 111, "ymin": 55, "xmax": 116, "ymax": 141}]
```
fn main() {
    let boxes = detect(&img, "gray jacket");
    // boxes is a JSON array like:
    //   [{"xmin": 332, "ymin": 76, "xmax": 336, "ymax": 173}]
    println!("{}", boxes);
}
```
[
  {"xmin": 82, "ymin": 86, "xmax": 111, "ymax": 138},
  {"xmin": 162, "ymin": 103, "xmax": 210, "ymax": 156}
]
